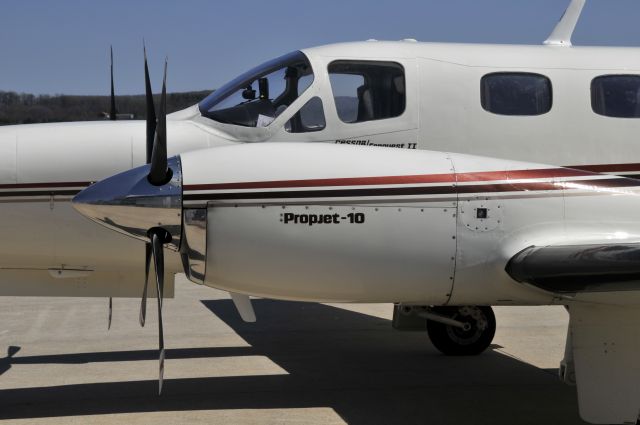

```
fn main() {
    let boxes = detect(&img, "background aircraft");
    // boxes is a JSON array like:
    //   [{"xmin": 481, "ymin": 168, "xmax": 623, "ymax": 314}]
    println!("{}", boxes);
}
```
[{"xmin": 4, "ymin": 0, "xmax": 640, "ymax": 300}]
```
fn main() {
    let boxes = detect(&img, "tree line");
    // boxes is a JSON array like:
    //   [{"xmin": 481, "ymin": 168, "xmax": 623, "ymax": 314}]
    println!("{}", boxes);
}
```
[{"xmin": 0, "ymin": 90, "xmax": 211, "ymax": 125}]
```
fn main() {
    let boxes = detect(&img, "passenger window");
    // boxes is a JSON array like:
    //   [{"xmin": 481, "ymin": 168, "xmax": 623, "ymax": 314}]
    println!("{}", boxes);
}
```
[
  {"xmin": 591, "ymin": 75, "xmax": 640, "ymax": 118},
  {"xmin": 285, "ymin": 97, "xmax": 326, "ymax": 133},
  {"xmin": 480, "ymin": 72, "xmax": 552, "ymax": 116},
  {"xmin": 328, "ymin": 61, "xmax": 405, "ymax": 123}
]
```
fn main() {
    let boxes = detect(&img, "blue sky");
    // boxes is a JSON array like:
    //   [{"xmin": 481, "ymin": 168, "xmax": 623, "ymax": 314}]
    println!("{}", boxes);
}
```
[{"xmin": 1, "ymin": 0, "xmax": 640, "ymax": 95}]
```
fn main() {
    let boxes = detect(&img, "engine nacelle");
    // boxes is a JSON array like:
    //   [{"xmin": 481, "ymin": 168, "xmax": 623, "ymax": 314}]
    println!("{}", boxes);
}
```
[
  {"xmin": 75, "ymin": 142, "xmax": 640, "ymax": 306},
  {"xmin": 177, "ymin": 142, "xmax": 640, "ymax": 306},
  {"xmin": 179, "ymin": 143, "xmax": 459, "ymax": 303}
]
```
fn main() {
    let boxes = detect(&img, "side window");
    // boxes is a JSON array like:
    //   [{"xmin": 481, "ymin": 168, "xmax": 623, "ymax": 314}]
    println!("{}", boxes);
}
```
[
  {"xmin": 591, "ymin": 75, "xmax": 640, "ymax": 118},
  {"xmin": 285, "ymin": 97, "xmax": 326, "ymax": 133},
  {"xmin": 328, "ymin": 61, "xmax": 405, "ymax": 123},
  {"xmin": 480, "ymin": 72, "xmax": 552, "ymax": 116}
]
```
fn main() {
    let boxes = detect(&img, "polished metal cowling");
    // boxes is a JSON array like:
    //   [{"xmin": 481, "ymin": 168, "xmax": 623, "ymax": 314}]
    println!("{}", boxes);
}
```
[
  {"xmin": 181, "ymin": 208, "xmax": 207, "ymax": 284},
  {"xmin": 72, "ymin": 156, "xmax": 183, "ymax": 251}
]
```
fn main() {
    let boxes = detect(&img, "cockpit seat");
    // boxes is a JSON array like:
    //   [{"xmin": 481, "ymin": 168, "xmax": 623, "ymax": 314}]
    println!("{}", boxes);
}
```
[
  {"xmin": 391, "ymin": 75, "xmax": 405, "ymax": 116},
  {"xmin": 357, "ymin": 84, "xmax": 374, "ymax": 122},
  {"xmin": 275, "ymin": 104, "xmax": 288, "ymax": 117}
]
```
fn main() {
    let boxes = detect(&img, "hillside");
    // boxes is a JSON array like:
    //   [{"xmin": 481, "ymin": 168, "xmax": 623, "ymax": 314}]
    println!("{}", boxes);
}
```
[{"xmin": 0, "ymin": 90, "xmax": 211, "ymax": 125}]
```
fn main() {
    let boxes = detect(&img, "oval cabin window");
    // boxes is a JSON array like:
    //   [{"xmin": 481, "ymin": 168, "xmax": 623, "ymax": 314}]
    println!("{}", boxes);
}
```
[
  {"xmin": 480, "ymin": 72, "xmax": 552, "ymax": 116},
  {"xmin": 591, "ymin": 75, "xmax": 640, "ymax": 118}
]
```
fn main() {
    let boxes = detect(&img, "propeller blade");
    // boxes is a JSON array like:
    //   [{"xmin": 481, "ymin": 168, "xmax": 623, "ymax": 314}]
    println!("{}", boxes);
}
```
[
  {"xmin": 144, "ymin": 43, "xmax": 156, "ymax": 164},
  {"xmin": 1, "ymin": 346, "xmax": 19, "ymax": 376},
  {"xmin": 139, "ymin": 242, "xmax": 152, "ymax": 327},
  {"xmin": 110, "ymin": 46, "xmax": 117, "ymax": 121},
  {"xmin": 148, "ymin": 59, "xmax": 168, "ymax": 186},
  {"xmin": 150, "ymin": 231, "xmax": 165, "ymax": 395},
  {"xmin": 108, "ymin": 297, "xmax": 113, "ymax": 330}
]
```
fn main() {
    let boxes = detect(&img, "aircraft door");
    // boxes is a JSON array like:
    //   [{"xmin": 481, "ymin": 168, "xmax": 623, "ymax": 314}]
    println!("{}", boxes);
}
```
[
  {"xmin": 0, "ymin": 129, "xmax": 46, "ymax": 268},
  {"xmin": 323, "ymin": 58, "xmax": 419, "ymax": 150}
]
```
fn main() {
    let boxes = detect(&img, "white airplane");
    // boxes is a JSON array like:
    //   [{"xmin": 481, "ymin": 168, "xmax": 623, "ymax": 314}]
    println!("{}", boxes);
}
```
[{"xmin": 3, "ymin": 0, "xmax": 640, "ymax": 421}]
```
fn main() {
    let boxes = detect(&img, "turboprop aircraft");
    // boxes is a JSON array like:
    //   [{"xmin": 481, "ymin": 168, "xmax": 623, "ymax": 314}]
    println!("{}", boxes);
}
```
[
  {"xmin": 2, "ymin": 0, "xmax": 640, "ymax": 421},
  {"xmin": 72, "ymin": 87, "xmax": 640, "ymax": 424}
]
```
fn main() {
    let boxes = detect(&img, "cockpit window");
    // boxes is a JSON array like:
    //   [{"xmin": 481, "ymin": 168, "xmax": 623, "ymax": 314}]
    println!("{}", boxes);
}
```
[
  {"xmin": 328, "ymin": 61, "xmax": 405, "ymax": 123},
  {"xmin": 285, "ymin": 97, "xmax": 326, "ymax": 133},
  {"xmin": 199, "ymin": 51, "xmax": 314, "ymax": 127}
]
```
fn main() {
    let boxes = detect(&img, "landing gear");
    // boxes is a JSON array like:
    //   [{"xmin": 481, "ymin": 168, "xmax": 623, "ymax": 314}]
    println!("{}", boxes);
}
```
[
  {"xmin": 392, "ymin": 304, "xmax": 497, "ymax": 355},
  {"xmin": 426, "ymin": 306, "xmax": 496, "ymax": 356}
]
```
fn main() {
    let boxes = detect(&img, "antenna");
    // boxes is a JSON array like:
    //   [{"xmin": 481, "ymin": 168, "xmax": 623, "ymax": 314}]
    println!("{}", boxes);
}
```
[{"xmin": 543, "ymin": 0, "xmax": 586, "ymax": 47}]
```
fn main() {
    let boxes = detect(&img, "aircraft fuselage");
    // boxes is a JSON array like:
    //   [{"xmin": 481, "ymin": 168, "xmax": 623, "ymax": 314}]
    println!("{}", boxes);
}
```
[{"xmin": 3, "ymin": 40, "xmax": 640, "ymax": 296}]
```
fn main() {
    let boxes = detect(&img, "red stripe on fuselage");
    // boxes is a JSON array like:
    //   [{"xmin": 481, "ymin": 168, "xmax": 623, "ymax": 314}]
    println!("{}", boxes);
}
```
[
  {"xmin": 185, "ymin": 173, "xmax": 455, "ymax": 191},
  {"xmin": 568, "ymin": 163, "xmax": 640, "ymax": 173},
  {"xmin": 0, "ymin": 163, "xmax": 635, "ymax": 195},
  {"xmin": 184, "ymin": 167, "xmax": 596, "ymax": 192}
]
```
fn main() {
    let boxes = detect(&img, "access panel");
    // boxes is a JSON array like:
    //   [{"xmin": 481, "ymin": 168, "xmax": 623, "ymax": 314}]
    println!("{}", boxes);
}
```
[{"xmin": 204, "ymin": 204, "xmax": 456, "ymax": 304}]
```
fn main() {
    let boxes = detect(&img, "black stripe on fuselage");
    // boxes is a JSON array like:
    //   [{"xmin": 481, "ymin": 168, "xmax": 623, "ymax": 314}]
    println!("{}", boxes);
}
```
[
  {"xmin": 183, "ymin": 178, "xmax": 638, "ymax": 201},
  {"xmin": 0, "ymin": 190, "xmax": 82, "ymax": 197}
]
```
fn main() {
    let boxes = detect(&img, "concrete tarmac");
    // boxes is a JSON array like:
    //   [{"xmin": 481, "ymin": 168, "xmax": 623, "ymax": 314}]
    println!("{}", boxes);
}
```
[{"xmin": 0, "ymin": 275, "xmax": 586, "ymax": 425}]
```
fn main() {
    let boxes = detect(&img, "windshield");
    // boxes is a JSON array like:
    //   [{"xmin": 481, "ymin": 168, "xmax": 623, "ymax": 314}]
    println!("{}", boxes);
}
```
[{"xmin": 199, "ymin": 51, "xmax": 314, "ymax": 127}]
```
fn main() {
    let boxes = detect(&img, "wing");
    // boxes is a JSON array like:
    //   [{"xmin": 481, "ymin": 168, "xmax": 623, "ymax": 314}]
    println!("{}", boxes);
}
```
[
  {"xmin": 505, "ymin": 243, "xmax": 640, "ymax": 293},
  {"xmin": 506, "ymin": 242, "xmax": 640, "ymax": 423}
]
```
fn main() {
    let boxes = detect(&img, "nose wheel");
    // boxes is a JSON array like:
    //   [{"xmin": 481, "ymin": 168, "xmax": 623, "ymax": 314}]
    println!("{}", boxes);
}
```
[{"xmin": 426, "ymin": 306, "xmax": 496, "ymax": 355}]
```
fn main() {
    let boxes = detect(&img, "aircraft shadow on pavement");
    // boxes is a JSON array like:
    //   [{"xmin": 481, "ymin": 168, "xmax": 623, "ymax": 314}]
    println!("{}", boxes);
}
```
[{"xmin": 0, "ymin": 299, "xmax": 586, "ymax": 425}]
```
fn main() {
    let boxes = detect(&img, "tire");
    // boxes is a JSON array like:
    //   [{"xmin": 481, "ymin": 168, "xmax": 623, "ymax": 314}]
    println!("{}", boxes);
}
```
[{"xmin": 426, "ymin": 306, "xmax": 496, "ymax": 356}]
